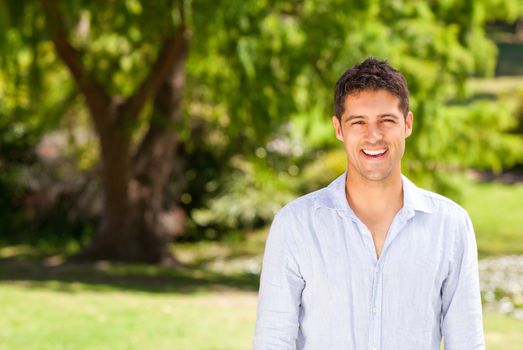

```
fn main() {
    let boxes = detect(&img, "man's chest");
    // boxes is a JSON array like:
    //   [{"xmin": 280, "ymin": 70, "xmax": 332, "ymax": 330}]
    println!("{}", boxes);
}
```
[
  {"xmin": 295, "ymin": 213, "xmax": 450, "ymax": 343},
  {"xmin": 296, "ymin": 210, "xmax": 450, "ymax": 298}
]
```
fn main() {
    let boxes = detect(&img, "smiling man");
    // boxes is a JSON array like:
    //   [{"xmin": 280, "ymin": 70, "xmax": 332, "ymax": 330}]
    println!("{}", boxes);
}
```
[{"xmin": 254, "ymin": 58, "xmax": 484, "ymax": 350}]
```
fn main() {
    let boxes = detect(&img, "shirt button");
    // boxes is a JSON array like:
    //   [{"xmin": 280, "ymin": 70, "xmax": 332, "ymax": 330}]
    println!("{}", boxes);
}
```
[{"xmin": 373, "ymin": 307, "xmax": 377, "ymax": 314}]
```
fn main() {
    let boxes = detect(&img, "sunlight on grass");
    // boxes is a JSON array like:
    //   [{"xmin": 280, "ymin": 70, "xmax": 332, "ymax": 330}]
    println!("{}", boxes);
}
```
[
  {"xmin": 0, "ymin": 284, "xmax": 257, "ymax": 350},
  {"xmin": 484, "ymin": 313, "xmax": 523, "ymax": 350},
  {"xmin": 1, "ymin": 178, "xmax": 522, "ymax": 349},
  {"xmin": 174, "ymin": 228, "xmax": 267, "ymax": 275},
  {"xmin": 460, "ymin": 180, "xmax": 523, "ymax": 257},
  {"xmin": 1, "ymin": 283, "xmax": 522, "ymax": 349}
]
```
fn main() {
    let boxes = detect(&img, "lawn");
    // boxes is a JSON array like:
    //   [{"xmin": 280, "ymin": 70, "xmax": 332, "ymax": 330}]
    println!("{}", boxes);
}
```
[
  {"xmin": 484, "ymin": 312, "xmax": 523, "ymax": 350},
  {"xmin": 0, "ymin": 254, "xmax": 259, "ymax": 350},
  {"xmin": 459, "ymin": 179, "xmax": 523, "ymax": 257},
  {"xmin": 0, "ymin": 266, "xmax": 522, "ymax": 350},
  {"xmin": 1, "ymin": 178, "xmax": 522, "ymax": 349},
  {"xmin": 0, "ymin": 283, "xmax": 257, "ymax": 350}
]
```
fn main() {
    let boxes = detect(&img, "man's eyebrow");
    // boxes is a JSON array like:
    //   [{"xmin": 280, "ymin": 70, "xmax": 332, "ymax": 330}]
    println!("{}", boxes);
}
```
[
  {"xmin": 345, "ymin": 115, "xmax": 365, "ymax": 121},
  {"xmin": 378, "ymin": 113, "xmax": 400, "ymax": 119},
  {"xmin": 345, "ymin": 114, "xmax": 400, "ymax": 121}
]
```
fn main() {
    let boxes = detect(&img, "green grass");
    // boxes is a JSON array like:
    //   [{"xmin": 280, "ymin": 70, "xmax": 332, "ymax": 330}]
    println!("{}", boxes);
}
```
[
  {"xmin": 484, "ymin": 313, "xmax": 523, "ymax": 350},
  {"xmin": 0, "ymin": 244, "xmax": 261, "ymax": 350},
  {"xmin": 0, "ymin": 283, "xmax": 257, "ymax": 350},
  {"xmin": 459, "ymin": 180, "xmax": 523, "ymax": 257},
  {"xmin": 0, "ymin": 179, "xmax": 522, "ymax": 349},
  {"xmin": 0, "ymin": 279, "xmax": 522, "ymax": 349}
]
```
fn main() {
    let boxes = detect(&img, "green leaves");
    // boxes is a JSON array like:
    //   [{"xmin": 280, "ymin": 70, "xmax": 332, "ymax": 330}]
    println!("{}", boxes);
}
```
[{"xmin": 2, "ymin": 0, "xmax": 522, "ymax": 236}]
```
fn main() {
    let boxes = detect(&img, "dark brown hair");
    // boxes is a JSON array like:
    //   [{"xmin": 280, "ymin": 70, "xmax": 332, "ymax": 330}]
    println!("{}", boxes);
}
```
[{"xmin": 334, "ymin": 57, "xmax": 410, "ymax": 120}]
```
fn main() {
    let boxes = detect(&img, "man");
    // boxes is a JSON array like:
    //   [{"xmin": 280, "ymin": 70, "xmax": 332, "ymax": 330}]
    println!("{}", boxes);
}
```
[{"xmin": 254, "ymin": 58, "xmax": 484, "ymax": 349}]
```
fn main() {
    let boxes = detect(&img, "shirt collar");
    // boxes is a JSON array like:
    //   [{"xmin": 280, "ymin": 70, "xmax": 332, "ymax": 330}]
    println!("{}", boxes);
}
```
[
  {"xmin": 314, "ymin": 172, "xmax": 433, "ymax": 215},
  {"xmin": 401, "ymin": 175, "xmax": 433, "ymax": 214}
]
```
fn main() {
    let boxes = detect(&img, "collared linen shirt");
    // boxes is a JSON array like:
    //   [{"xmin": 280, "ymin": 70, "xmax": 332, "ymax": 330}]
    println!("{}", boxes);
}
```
[{"xmin": 254, "ymin": 173, "xmax": 484, "ymax": 350}]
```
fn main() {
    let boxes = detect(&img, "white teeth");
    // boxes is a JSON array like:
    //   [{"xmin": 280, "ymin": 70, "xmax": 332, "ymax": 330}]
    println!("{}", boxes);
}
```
[{"xmin": 363, "ymin": 149, "xmax": 386, "ymax": 156}]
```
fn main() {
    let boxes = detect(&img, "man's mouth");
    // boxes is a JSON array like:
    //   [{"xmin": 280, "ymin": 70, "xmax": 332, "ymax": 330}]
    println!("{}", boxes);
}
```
[{"xmin": 361, "ymin": 148, "xmax": 387, "ymax": 158}]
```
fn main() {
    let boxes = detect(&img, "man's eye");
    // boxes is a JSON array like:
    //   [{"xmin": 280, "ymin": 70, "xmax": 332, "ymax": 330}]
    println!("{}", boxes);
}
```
[
  {"xmin": 384, "ymin": 119, "xmax": 395, "ymax": 123},
  {"xmin": 351, "ymin": 121, "xmax": 364, "ymax": 125}
]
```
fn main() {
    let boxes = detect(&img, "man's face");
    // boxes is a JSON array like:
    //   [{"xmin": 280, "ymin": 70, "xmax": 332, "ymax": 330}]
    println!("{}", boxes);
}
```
[{"xmin": 332, "ymin": 89, "xmax": 413, "ymax": 182}]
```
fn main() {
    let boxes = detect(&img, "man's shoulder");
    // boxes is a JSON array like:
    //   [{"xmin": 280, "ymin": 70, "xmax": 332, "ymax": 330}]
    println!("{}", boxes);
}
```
[
  {"xmin": 413, "ymin": 184, "xmax": 469, "ymax": 219},
  {"xmin": 413, "ymin": 185, "xmax": 477, "ymax": 252},
  {"xmin": 278, "ymin": 186, "xmax": 331, "ymax": 217}
]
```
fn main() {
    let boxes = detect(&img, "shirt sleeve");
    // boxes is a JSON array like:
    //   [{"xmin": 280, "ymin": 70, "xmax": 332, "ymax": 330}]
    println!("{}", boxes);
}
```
[
  {"xmin": 441, "ymin": 212, "xmax": 484, "ymax": 349},
  {"xmin": 253, "ymin": 209, "xmax": 305, "ymax": 350}
]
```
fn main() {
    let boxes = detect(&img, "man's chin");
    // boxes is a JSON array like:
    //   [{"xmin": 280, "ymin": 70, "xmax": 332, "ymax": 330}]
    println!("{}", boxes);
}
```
[{"xmin": 360, "ymin": 169, "xmax": 395, "ymax": 182}]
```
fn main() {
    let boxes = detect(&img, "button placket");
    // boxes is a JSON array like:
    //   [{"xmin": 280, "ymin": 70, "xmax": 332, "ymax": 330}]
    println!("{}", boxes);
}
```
[{"xmin": 369, "ymin": 262, "xmax": 383, "ymax": 350}]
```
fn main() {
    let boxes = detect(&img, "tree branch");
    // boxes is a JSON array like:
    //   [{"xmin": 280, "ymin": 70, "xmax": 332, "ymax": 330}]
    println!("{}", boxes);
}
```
[
  {"xmin": 40, "ymin": 0, "xmax": 111, "ymax": 124},
  {"xmin": 122, "ymin": 24, "xmax": 189, "ymax": 122}
]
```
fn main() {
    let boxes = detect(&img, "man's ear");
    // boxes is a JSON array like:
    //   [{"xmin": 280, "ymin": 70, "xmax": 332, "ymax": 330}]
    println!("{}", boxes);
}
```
[
  {"xmin": 405, "ymin": 111, "xmax": 413, "ymax": 138},
  {"xmin": 332, "ymin": 115, "xmax": 344, "ymax": 141}
]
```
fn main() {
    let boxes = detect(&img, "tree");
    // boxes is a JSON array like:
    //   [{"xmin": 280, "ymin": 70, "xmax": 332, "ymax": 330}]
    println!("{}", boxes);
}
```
[
  {"xmin": 1, "ymin": 0, "xmax": 522, "ymax": 262},
  {"xmin": 34, "ymin": 0, "xmax": 189, "ymax": 263}
]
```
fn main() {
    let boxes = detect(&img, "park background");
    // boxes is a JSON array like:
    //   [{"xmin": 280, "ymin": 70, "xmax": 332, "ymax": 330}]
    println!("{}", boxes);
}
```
[{"xmin": 1, "ymin": 0, "xmax": 523, "ymax": 349}]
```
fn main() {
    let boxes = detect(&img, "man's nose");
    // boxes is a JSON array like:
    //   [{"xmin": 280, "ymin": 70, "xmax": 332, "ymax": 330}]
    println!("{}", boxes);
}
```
[{"xmin": 366, "ymin": 122, "xmax": 383, "ymax": 141}]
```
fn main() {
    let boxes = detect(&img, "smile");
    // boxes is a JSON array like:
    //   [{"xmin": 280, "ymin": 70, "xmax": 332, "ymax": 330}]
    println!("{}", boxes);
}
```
[{"xmin": 361, "ymin": 148, "xmax": 387, "ymax": 157}]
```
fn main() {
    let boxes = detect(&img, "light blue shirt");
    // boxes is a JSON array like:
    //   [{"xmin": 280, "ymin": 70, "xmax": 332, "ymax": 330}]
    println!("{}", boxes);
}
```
[{"xmin": 254, "ymin": 173, "xmax": 484, "ymax": 350}]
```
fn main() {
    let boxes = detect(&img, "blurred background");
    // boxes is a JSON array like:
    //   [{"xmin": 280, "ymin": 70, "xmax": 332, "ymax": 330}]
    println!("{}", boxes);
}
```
[{"xmin": 1, "ymin": 0, "xmax": 523, "ymax": 349}]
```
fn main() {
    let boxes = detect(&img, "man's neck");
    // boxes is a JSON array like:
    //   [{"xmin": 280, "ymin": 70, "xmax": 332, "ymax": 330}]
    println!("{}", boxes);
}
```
[{"xmin": 345, "ymin": 171, "xmax": 404, "ymax": 219}]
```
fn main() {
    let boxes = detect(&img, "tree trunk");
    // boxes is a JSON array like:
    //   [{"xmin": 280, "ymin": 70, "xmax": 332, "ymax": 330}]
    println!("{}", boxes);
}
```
[
  {"xmin": 41, "ymin": 0, "xmax": 190, "ymax": 263},
  {"xmin": 78, "ymin": 105, "xmax": 137, "ymax": 260},
  {"xmin": 79, "ymin": 37, "xmax": 189, "ymax": 264}
]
